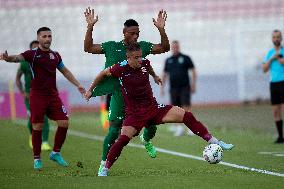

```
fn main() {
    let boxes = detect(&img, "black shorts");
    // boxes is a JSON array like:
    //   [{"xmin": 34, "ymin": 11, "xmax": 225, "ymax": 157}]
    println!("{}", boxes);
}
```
[
  {"xmin": 170, "ymin": 86, "xmax": 191, "ymax": 106},
  {"xmin": 270, "ymin": 81, "xmax": 284, "ymax": 105}
]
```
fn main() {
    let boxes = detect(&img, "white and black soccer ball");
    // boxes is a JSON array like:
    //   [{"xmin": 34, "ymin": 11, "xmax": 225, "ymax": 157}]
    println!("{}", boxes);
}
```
[{"xmin": 203, "ymin": 144, "xmax": 223, "ymax": 164}]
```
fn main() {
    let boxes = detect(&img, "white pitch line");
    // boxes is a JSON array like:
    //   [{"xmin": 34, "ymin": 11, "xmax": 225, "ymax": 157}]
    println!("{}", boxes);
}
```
[
  {"xmin": 65, "ymin": 128, "xmax": 284, "ymax": 178},
  {"xmin": 11, "ymin": 122, "xmax": 284, "ymax": 178}
]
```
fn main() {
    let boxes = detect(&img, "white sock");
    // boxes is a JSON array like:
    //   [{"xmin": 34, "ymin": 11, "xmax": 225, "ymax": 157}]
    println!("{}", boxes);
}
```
[
  {"xmin": 208, "ymin": 136, "xmax": 219, "ymax": 144},
  {"xmin": 100, "ymin": 160, "xmax": 106, "ymax": 165},
  {"xmin": 51, "ymin": 151, "xmax": 58, "ymax": 155}
]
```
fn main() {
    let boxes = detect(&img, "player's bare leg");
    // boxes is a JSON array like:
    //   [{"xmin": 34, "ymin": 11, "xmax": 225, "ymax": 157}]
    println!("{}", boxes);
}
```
[
  {"xmin": 170, "ymin": 105, "xmax": 193, "ymax": 137},
  {"xmin": 161, "ymin": 106, "xmax": 234, "ymax": 150}
]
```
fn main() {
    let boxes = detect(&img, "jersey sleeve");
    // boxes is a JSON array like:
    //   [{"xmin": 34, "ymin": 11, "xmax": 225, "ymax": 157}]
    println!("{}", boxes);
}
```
[
  {"xmin": 186, "ymin": 56, "xmax": 195, "ymax": 69},
  {"xmin": 263, "ymin": 50, "xmax": 273, "ymax": 64},
  {"xmin": 109, "ymin": 63, "xmax": 123, "ymax": 77},
  {"xmin": 21, "ymin": 50, "xmax": 34, "ymax": 63},
  {"xmin": 57, "ymin": 61, "xmax": 65, "ymax": 70},
  {"xmin": 54, "ymin": 52, "xmax": 65, "ymax": 69},
  {"xmin": 101, "ymin": 41, "xmax": 115, "ymax": 54},
  {"xmin": 140, "ymin": 41, "xmax": 154, "ymax": 57},
  {"xmin": 143, "ymin": 59, "xmax": 151, "ymax": 69}
]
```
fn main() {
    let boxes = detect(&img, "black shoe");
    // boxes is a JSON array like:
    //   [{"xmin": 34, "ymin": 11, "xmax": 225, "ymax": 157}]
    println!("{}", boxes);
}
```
[{"xmin": 274, "ymin": 137, "xmax": 284, "ymax": 144}]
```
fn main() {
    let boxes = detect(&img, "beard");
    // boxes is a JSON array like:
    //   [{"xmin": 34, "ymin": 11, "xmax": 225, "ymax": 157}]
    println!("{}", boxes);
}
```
[{"xmin": 273, "ymin": 41, "xmax": 281, "ymax": 47}]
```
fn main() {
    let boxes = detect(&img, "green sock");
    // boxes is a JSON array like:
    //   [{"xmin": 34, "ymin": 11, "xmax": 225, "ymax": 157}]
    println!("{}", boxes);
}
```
[
  {"xmin": 143, "ymin": 125, "xmax": 157, "ymax": 142},
  {"xmin": 27, "ymin": 118, "xmax": 32, "ymax": 134},
  {"xmin": 42, "ymin": 116, "xmax": 49, "ymax": 142},
  {"xmin": 101, "ymin": 121, "xmax": 122, "ymax": 161}
]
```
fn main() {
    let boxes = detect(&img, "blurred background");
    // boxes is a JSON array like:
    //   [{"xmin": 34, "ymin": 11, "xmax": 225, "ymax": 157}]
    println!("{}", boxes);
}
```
[{"xmin": 0, "ymin": 0, "xmax": 284, "ymax": 109}]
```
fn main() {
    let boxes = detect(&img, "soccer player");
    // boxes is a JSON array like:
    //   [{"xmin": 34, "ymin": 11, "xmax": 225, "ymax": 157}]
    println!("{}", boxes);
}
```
[
  {"xmin": 262, "ymin": 29, "xmax": 284, "ymax": 143},
  {"xmin": 16, "ymin": 40, "xmax": 51, "ymax": 150},
  {"xmin": 0, "ymin": 27, "xmax": 86, "ymax": 170},
  {"xmin": 83, "ymin": 7, "xmax": 170, "ymax": 172},
  {"xmin": 85, "ymin": 43, "xmax": 234, "ymax": 176},
  {"xmin": 161, "ymin": 40, "xmax": 197, "ymax": 136}
]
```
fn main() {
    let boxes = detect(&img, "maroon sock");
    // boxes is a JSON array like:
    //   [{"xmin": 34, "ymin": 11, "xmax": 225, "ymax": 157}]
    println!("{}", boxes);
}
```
[
  {"xmin": 105, "ymin": 135, "xmax": 130, "ymax": 169},
  {"xmin": 53, "ymin": 127, "xmax": 68, "ymax": 152},
  {"xmin": 32, "ymin": 129, "xmax": 42, "ymax": 159},
  {"xmin": 183, "ymin": 112, "xmax": 212, "ymax": 141}
]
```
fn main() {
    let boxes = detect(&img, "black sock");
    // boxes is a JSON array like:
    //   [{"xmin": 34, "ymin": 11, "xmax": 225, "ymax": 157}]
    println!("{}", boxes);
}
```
[{"xmin": 275, "ymin": 120, "xmax": 283, "ymax": 139}]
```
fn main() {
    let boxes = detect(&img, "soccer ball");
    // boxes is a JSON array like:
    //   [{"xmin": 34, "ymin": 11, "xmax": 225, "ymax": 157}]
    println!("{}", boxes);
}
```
[{"xmin": 203, "ymin": 144, "xmax": 223, "ymax": 164}]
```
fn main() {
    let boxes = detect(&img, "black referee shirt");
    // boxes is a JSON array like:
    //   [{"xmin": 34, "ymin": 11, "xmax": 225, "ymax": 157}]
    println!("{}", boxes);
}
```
[{"xmin": 164, "ymin": 53, "xmax": 195, "ymax": 88}]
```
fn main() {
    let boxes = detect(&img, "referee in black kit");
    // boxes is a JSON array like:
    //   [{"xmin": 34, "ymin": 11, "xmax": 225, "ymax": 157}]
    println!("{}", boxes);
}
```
[{"xmin": 161, "ymin": 40, "xmax": 197, "ymax": 136}]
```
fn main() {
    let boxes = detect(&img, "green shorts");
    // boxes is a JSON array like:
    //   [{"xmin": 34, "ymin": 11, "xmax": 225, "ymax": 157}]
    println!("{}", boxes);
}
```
[
  {"xmin": 108, "ymin": 90, "xmax": 125, "ymax": 121},
  {"xmin": 92, "ymin": 77, "xmax": 125, "ymax": 121}
]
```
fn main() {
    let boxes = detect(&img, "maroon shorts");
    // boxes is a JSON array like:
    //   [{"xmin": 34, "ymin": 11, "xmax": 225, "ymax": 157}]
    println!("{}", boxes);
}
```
[
  {"xmin": 30, "ymin": 94, "xmax": 69, "ymax": 123},
  {"xmin": 123, "ymin": 104, "xmax": 173, "ymax": 132}
]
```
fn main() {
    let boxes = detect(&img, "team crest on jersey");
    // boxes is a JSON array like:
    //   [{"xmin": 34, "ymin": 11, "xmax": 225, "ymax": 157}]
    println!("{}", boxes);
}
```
[
  {"xmin": 49, "ymin": 53, "xmax": 55, "ymax": 59},
  {"xmin": 141, "ymin": 67, "xmax": 147, "ymax": 73},
  {"xmin": 178, "ymin": 57, "xmax": 184, "ymax": 64},
  {"xmin": 158, "ymin": 104, "xmax": 166, "ymax": 108}
]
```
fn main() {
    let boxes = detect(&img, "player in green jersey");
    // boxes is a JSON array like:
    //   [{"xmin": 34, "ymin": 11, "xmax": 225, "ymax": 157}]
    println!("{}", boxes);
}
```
[
  {"xmin": 15, "ymin": 40, "xmax": 51, "ymax": 151},
  {"xmin": 84, "ymin": 7, "xmax": 170, "ymax": 174}
]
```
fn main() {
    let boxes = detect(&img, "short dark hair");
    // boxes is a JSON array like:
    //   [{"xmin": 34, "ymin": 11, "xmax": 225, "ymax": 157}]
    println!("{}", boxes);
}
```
[
  {"xmin": 126, "ymin": 43, "xmax": 141, "ymax": 53},
  {"xmin": 124, "ymin": 19, "xmax": 139, "ymax": 27},
  {"xmin": 29, "ymin": 40, "xmax": 39, "ymax": 49},
  {"xmin": 172, "ymin": 40, "xmax": 179, "ymax": 44},
  {"xmin": 273, "ymin": 29, "xmax": 281, "ymax": 33},
  {"xmin": 37, "ymin": 27, "xmax": 51, "ymax": 35}
]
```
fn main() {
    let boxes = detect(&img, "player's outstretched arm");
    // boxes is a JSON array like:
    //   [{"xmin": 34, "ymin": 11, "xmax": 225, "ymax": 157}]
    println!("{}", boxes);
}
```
[
  {"xmin": 59, "ymin": 67, "xmax": 86, "ymax": 95},
  {"xmin": 0, "ymin": 51, "xmax": 24, "ymax": 63},
  {"xmin": 84, "ymin": 7, "xmax": 103, "ymax": 54},
  {"xmin": 148, "ymin": 65, "xmax": 162, "ymax": 85},
  {"xmin": 85, "ymin": 68, "xmax": 111, "ymax": 100},
  {"xmin": 151, "ymin": 10, "xmax": 170, "ymax": 54}
]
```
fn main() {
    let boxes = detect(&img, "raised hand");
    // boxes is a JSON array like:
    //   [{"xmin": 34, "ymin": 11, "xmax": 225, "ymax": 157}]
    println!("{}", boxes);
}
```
[
  {"xmin": 0, "ymin": 51, "xmax": 8, "ymax": 61},
  {"xmin": 84, "ymin": 7, "xmax": 99, "ymax": 26},
  {"xmin": 152, "ymin": 10, "xmax": 167, "ymax": 29}
]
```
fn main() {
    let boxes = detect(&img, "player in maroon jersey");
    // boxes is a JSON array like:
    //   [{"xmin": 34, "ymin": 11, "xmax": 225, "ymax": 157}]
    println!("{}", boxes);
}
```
[
  {"xmin": 0, "ymin": 27, "xmax": 85, "ymax": 170},
  {"xmin": 85, "ymin": 43, "xmax": 234, "ymax": 176}
]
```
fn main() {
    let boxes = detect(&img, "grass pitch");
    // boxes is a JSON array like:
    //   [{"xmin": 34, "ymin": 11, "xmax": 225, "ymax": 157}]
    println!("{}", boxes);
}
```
[{"xmin": 0, "ymin": 104, "xmax": 283, "ymax": 189}]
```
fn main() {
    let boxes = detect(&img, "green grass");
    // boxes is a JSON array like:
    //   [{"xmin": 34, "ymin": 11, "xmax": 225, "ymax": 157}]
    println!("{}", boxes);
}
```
[{"xmin": 0, "ymin": 104, "xmax": 283, "ymax": 189}]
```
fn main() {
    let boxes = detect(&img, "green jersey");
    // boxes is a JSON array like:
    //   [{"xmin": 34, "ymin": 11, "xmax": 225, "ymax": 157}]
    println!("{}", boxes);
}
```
[
  {"xmin": 19, "ymin": 61, "xmax": 32, "ymax": 94},
  {"xmin": 92, "ymin": 40, "xmax": 153, "ymax": 97}
]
